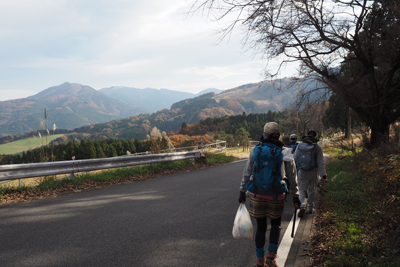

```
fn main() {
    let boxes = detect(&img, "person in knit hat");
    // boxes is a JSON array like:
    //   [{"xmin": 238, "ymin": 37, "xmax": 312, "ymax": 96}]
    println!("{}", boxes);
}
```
[
  {"xmin": 294, "ymin": 130, "xmax": 327, "ymax": 217},
  {"xmin": 239, "ymin": 123, "xmax": 300, "ymax": 267}
]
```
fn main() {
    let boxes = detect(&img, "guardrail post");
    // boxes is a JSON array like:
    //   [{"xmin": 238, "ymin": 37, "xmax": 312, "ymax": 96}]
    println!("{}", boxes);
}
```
[
  {"xmin": 70, "ymin": 156, "xmax": 75, "ymax": 181},
  {"xmin": 225, "ymin": 141, "xmax": 227, "ymax": 155}
]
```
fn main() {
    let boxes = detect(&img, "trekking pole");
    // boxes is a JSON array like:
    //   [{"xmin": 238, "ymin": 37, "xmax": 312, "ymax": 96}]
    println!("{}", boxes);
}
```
[{"xmin": 291, "ymin": 208, "xmax": 297, "ymax": 238}]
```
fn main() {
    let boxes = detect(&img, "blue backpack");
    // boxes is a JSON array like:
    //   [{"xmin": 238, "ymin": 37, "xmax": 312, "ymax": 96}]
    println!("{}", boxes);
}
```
[
  {"xmin": 247, "ymin": 142, "xmax": 287, "ymax": 198},
  {"xmin": 295, "ymin": 143, "xmax": 316, "ymax": 171},
  {"xmin": 289, "ymin": 143, "xmax": 298, "ymax": 154}
]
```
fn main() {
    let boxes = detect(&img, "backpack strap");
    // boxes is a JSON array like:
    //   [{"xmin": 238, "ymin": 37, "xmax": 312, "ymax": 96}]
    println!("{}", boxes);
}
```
[
  {"xmin": 253, "ymin": 144, "xmax": 262, "ymax": 198},
  {"xmin": 313, "ymin": 144, "xmax": 318, "ymax": 168},
  {"xmin": 270, "ymin": 147, "xmax": 280, "ymax": 200}
]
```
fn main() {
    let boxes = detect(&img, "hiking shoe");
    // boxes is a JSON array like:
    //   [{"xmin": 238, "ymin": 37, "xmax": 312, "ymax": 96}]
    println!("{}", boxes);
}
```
[
  {"xmin": 305, "ymin": 208, "xmax": 314, "ymax": 215},
  {"xmin": 266, "ymin": 258, "xmax": 278, "ymax": 267},
  {"xmin": 256, "ymin": 256, "xmax": 266, "ymax": 267},
  {"xmin": 266, "ymin": 251, "xmax": 278, "ymax": 267},
  {"xmin": 298, "ymin": 208, "xmax": 305, "ymax": 218}
]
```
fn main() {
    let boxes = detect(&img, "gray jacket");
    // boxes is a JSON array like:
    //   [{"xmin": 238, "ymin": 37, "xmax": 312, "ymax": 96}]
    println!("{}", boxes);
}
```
[
  {"xmin": 293, "ymin": 143, "xmax": 326, "ymax": 177},
  {"xmin": 240, "ymin": 147, "xmax": 299, "ymax": 197}
]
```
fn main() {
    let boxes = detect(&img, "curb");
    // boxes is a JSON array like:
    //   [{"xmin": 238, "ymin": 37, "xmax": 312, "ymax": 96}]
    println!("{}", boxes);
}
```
[
  {"xmin": 292, "ymin": 184, "xmax": 322, "ymax": 267},
  {"xmin": 292, "ymin": 210, "xmax": 316, "ymax": 266}
]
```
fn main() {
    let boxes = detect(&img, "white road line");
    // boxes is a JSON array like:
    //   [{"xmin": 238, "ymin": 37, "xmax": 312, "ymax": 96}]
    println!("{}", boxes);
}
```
[
  {"xmin": 276, "ymin": 210, "xmax": 300, "ymax": 267},
  {"xmin": 231, "ymin": 159, "xmax": 248, "ymax": 163}
]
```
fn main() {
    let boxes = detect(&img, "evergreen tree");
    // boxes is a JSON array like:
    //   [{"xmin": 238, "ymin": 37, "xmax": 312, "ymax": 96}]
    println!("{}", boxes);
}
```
[
  {"xmin": 127, "ymin": 140, "xmax": 136, "ymax": 154},
  {"xmin": 74, "ymin": 140, "xmax": 80, "ymax": 159},
  {"xmin": 101, "ymin": 141, "xmax": 109, "ymax": 155},
  {"xmin": 56, "ymin": 144, "xmax": 65, "ymax": 161},
  {"xmin": 86, "ymin": 140, "xmax": 97, "ymax": 159},
  {"xmin": 38, "ymin": 153, "xmax": 44, "ymax": 163},
  {"xmin": 26, "ymin": 150, "xmax": 35, "ymax": 163},
  {"xmin": 66, "ymin": 140, "xmax": 75, "ymax": 160},
  {"xmin": 79, "ymin": 139, "xmax": 87, "ymax": 159},
  {"xmin": 134, "ymin": 138, "xmax": 143, "ymax": 152},
  {"xmin": 95, "ymin": 143, "xmax": 107, "ymax": 158},
  {"xmin": 107, "ymin": 144, "xmax": 118, "ymax": 157},
  {"xmin": 115, "ymin": 141, "xmax": 125, "ymax": 156}
]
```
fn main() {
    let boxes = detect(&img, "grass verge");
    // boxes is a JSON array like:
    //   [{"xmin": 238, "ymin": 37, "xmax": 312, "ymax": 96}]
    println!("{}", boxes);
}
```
[
  {"xmin": 0, "ymin": 134, "xmax": 65, "ymax": 155},
  {"xmin": 312, "ymin": 144, "xmax": 400, "ymax": 266}
]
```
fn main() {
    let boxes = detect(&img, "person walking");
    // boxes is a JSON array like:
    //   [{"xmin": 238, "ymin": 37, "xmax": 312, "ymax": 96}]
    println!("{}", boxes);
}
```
[
  {"xmin": 281, "ymin": 135, "xmax": 298, "ymax": 196},
  {"xmin": 288, "ymin": 134, "xmax": 299, "ymax": 153},
  {"xmin": 238, "ymin": 123, "xmax": 300, "ymax": 267},
  {"xmin": 293, "ymin": 130, "xmax": 327, "ymax": 218}
]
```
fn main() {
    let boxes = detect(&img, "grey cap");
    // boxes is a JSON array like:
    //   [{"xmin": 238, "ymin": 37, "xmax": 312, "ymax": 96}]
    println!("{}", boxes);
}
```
[
  {"xmin": 290, "ymin": 134, "xmax": 298, "ymax": 139},
  {"xmin": 263, "ymin": 122, "xmax": 280, "ymax": 134}
]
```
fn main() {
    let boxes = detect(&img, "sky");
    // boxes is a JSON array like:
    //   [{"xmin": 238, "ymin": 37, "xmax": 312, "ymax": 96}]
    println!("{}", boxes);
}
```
[{"xmin": 0, "ymin": 0, "xmax": 299, "ymax": 102}]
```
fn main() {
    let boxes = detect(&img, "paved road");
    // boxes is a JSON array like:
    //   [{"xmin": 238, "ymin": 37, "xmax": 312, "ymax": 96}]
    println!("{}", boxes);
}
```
[{"xmin": 0, "ymin": 160, "xmax": 304, "ymax": 267}]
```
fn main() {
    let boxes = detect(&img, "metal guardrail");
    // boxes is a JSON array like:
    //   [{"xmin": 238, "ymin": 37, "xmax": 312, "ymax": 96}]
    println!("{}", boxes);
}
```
[
  {"xmin": 201, "ymin": 140, "xmax": 226, "ymax": 155},
  {"xmin": 0, "ymin": 151, "xmax": 200, "ymax": 182},
  {"xmin": 158, "ymin": 140, "xmax": 227, "ymax": 155},
  {"xmin": 160, "ymin": 145, "xmax": 198, "ymax": 153}
]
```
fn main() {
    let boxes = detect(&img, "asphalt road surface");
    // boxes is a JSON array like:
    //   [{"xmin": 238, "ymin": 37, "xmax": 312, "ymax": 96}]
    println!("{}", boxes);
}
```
[{"xmin": 0, "ymin": 160, "xmax": 301, "ymax": 267}]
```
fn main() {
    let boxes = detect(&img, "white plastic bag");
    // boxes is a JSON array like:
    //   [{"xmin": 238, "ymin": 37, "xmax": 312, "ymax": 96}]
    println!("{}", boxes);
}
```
[{"xmin": 232, "ymin": 203, "xmax": 254, "ymax": 240}]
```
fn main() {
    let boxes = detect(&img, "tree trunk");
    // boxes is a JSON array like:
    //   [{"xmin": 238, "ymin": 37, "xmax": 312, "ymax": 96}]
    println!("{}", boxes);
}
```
[
  {"xmin": 370, "ymin": 123, "xmax": 390, "ymax": 147},
  {"xmin": 346, "ymin": 107, "xmax": 352, "ymax": 140}
]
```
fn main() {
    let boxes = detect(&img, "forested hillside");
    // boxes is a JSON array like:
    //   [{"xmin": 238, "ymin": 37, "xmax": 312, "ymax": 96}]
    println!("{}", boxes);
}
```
[
  {"xmin": 0, "ymin": 89, "xmax": 294, "ymax": 145},
  {"xmin": 0, "ymin": 111, "xmax": 290, "ymax": 165},
  {"xmin": 179, "ymin": 112, "xmax": 287, "ymax": 141}
]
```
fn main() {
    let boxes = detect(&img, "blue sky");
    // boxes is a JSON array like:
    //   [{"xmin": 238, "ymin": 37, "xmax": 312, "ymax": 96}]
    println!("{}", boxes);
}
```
[{"xmin": 0, "ymin": 0, "xmax": 298, "ymax": 102}]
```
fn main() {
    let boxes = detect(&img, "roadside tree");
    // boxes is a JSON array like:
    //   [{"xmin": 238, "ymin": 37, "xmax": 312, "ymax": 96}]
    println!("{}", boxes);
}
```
[{"xmin": 191, "ymin": 0, "xmax": 400, "ymax": 146}]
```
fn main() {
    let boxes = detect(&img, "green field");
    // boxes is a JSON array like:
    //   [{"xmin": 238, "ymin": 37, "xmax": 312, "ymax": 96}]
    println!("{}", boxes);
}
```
[{"xmin": 0, "ymin": 134, "xmax": 66, "ymax": 155}]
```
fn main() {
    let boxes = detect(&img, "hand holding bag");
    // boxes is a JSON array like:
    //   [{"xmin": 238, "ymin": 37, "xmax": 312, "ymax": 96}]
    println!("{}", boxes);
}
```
[{"xmin": 232, "ymin": 203, "xmax": 254, "ymax": 240}]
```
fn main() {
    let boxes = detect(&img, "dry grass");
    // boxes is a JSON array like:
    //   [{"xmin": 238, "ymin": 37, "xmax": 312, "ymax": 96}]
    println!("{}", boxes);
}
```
[
  {"xmin": 226, "ymin": 147, "xmax": 251, "ymax": 159},
  {"xmin": 0, "ymin": 169, "xmax": 116, "ymax": 189}
]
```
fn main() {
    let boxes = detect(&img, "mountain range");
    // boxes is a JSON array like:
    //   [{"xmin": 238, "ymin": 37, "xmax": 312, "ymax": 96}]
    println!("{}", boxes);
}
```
[
  {"xmin": 0, "ymin": 79, "xmax": 297, "ymax": 137},
  {"xmin": 99, "ymin": 86, "xmax": 223, "ymax": 113}
]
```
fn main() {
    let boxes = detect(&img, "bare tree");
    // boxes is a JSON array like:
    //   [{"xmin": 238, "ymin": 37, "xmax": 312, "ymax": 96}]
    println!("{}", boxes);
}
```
[
  {"xmin": 191, "ymin": 0, "xmax": 400, "ymax": 146},
  {"xmin": 287, "ymin": 102, "xmax": 327, "ymax": 137}
]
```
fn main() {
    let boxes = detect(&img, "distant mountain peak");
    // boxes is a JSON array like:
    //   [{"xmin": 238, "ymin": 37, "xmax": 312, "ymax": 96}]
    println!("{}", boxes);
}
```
[
  {"xmin": 0, "ymin": 82, "xmax": 144, "ymax": 136},
  {"xmin": 31, "ymin": 82, "xmax": 97, "ymax": 100},
  {"xmin": 195, "ymin": 88, "xmax": 223, "ymax": 96}
]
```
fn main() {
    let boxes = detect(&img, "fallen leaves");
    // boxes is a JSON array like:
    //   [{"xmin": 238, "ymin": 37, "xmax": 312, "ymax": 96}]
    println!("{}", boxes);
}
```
[{"xmin": 310, "ymin": 145, "xmax": 400, "ymax": 266}]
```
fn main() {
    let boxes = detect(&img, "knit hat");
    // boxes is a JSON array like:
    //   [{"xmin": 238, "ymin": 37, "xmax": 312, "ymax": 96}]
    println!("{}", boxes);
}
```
[
  {"xmin": 263, "ymin": 122, "xmax": 280, "ymax": 134},
  {"xmin": 282, "ymin": 135, "xmax": 291, "ymax": 145},
  {"xmin": 290, "ymin": 134, "xmax": 298, "ymax": 140}
]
